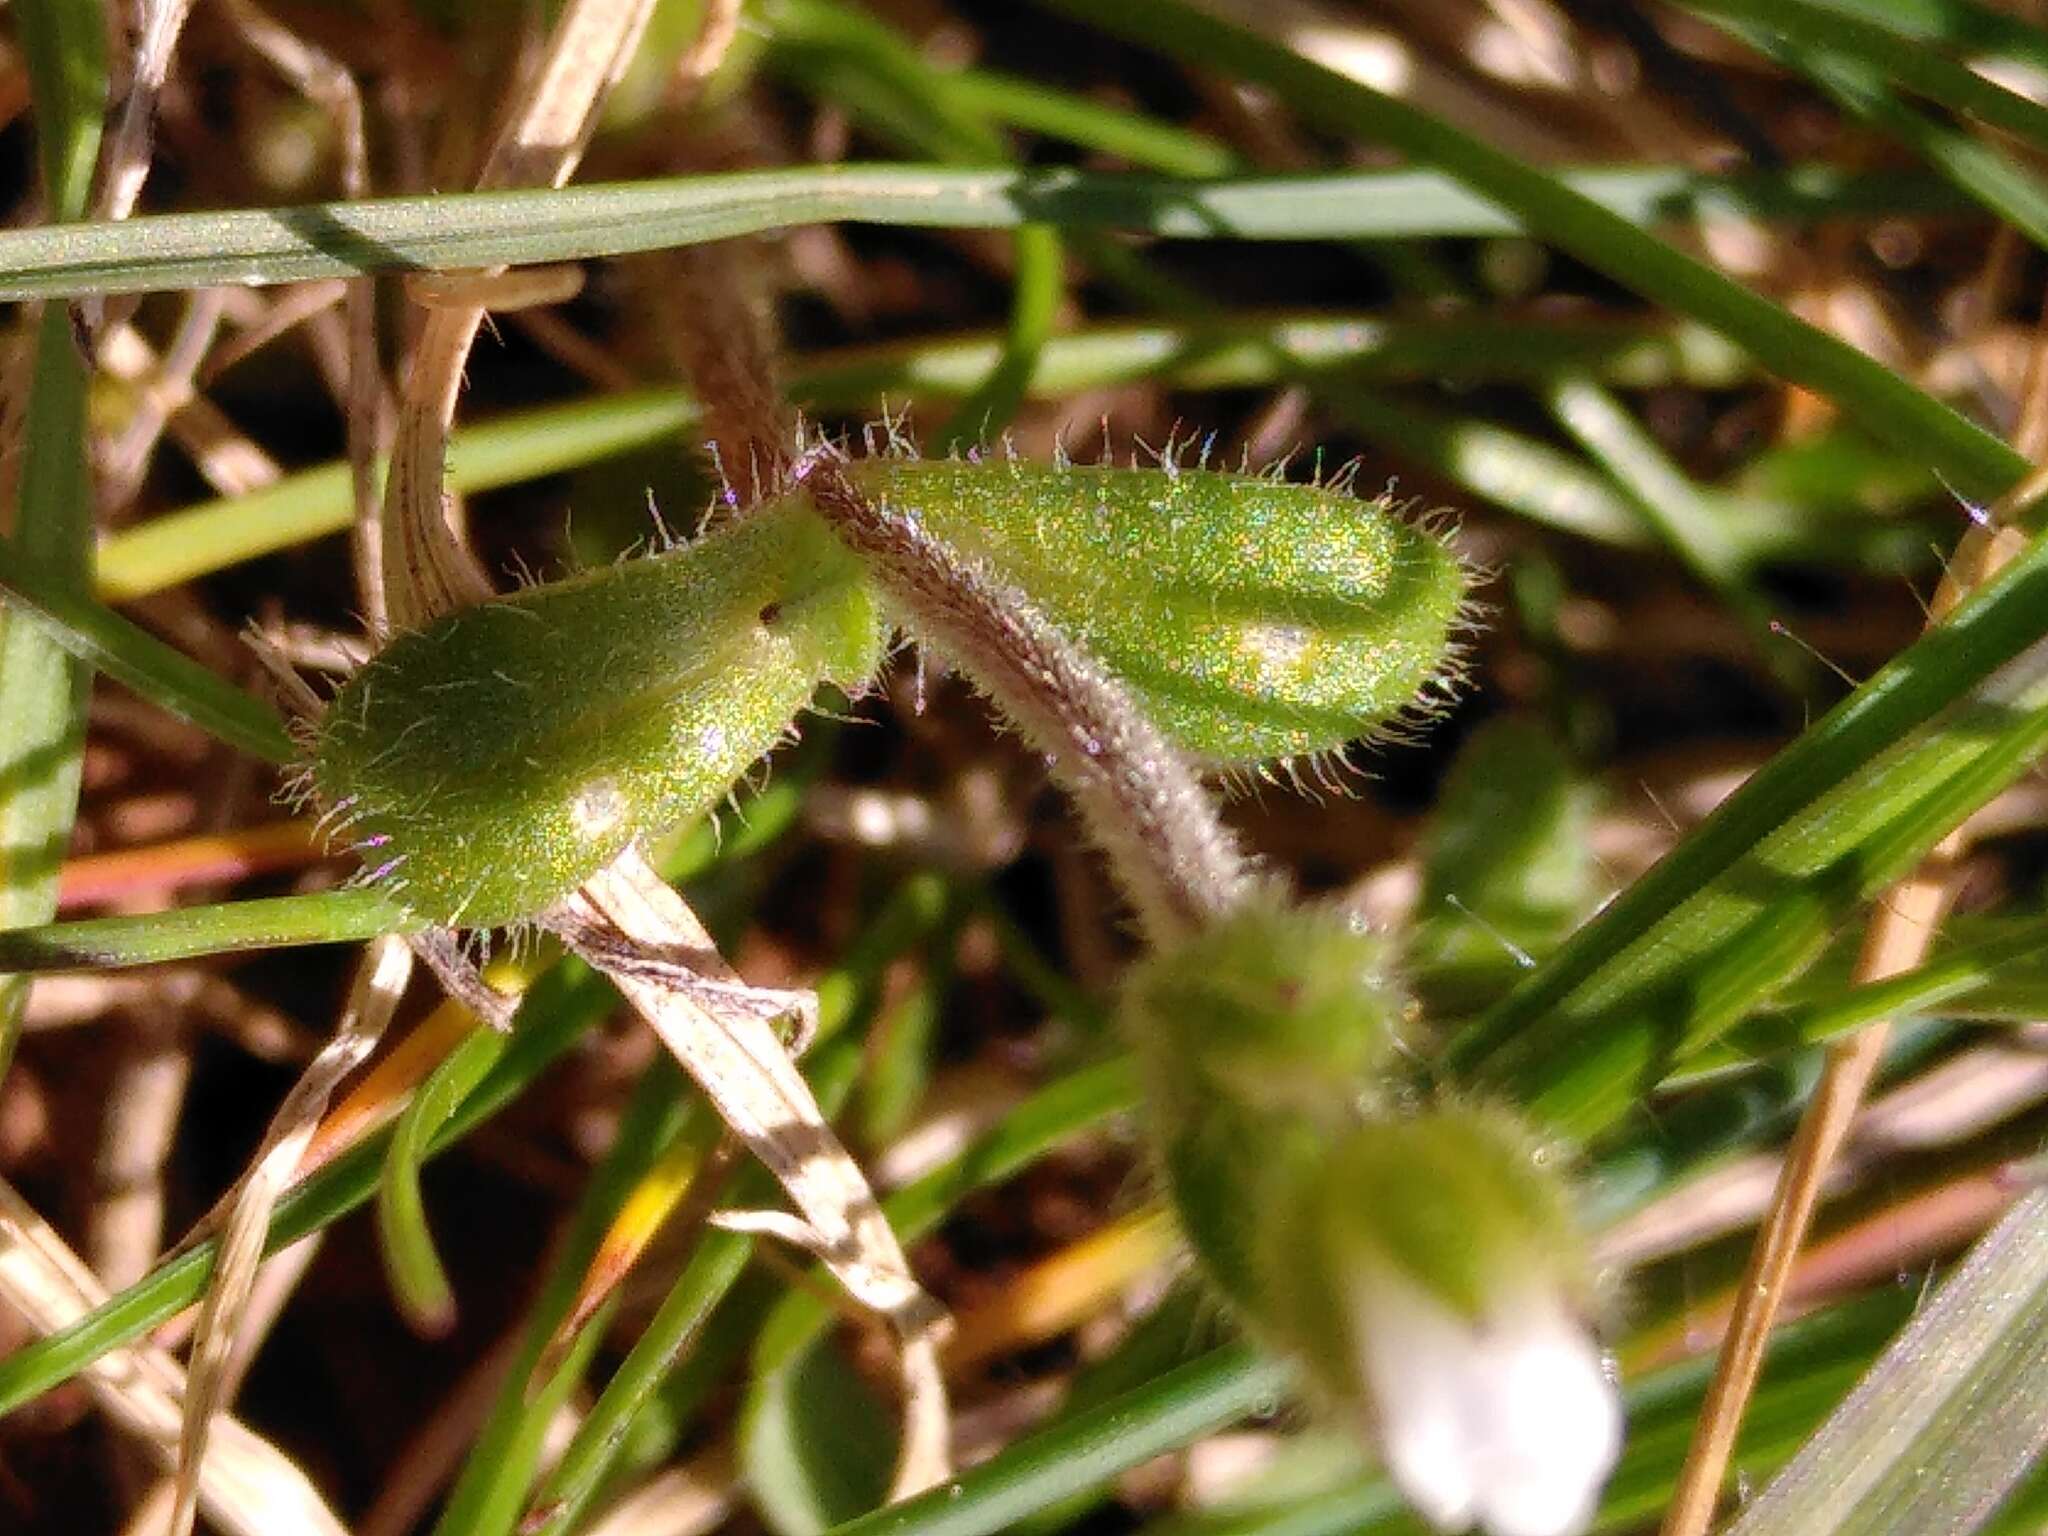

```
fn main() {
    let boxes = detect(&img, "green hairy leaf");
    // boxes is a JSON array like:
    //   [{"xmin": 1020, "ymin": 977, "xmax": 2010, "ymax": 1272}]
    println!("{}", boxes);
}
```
[
  {"xmin": 312, "ymin": 504, "xmax": 883, "ymax": 930},
  {"xmin": 313, "ymin": 459, "xmax": 1467, "ymax": 929}
]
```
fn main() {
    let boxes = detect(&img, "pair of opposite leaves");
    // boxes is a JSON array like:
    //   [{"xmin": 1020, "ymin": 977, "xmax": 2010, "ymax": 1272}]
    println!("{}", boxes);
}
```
[{"xmin": 313, "ymin": 457, "xmax": 1469, "ymax": 930}]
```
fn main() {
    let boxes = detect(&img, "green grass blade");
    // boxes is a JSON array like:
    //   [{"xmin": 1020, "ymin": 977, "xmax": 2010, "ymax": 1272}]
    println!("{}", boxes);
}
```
[
  {"xmin": 1690, "ymin": 913, "xmax": 2048, "ymax": 1072},
  {"xmin": 431, "ymin": 1063, "xmax": 700, "ymax": 1536},
  {"xmin": 0, "ymin": 540, "xmax": 295, "ymax": 762},
  {"xmin": 946, "ymin": 68, "xmax": 1237, "ymax": 175},
  {"xmin": 0, "ymin": 0, "xmax": 105, "ymax": 1063},
  {"xmin": 0, "ymin": 164, "xmax": 1971, "ymax": 301},
  {"xmin": 1724, "ymin": 1188, "xmax": 2048, "ymax": 1535},
  {"xmin": 1722, "ymin": 17, "xmax": 2048, "ymax": 255},
  {"xmin": 0, "ymin": 953, "xmax": 621, "ymax": 1416},
  {"xmin": 532, "ymin": 1053, "xmax": 1136, "ymax": 1533},
  {"xmin": 936, "ymin": 221, "xmax": 1063, "ymax": 447},
  {"xmin": 1041, "ymin": 0, "xmax": 2027, "ymax": 502},
  {"xmin": 827, "ymin": 1345, "xmax": 1294, "ymax": 1536},
  {"xmin": 1678, "ymin": 0, "xmax": 2048, "ymax": 151},
  {"xmin": 1788, "ymin": 0, "xmax": 2048, "ymax": 63},
  {"xmin": 373, "ymin": 1026, "xmax": 506, "ymax": 1334},
  {"xmin": 95, "ymin": 387, "xmax": 696, "ymax": 600},
  {"xmin": 0, "ymin": 888, "xmax": 414, "ymax": 970},
  {"xmin": 93, "ymin": 315, "xmax": 1755, "ymax": 600},
  {"xmin": 1448, "ymin": 524, "xmax": 2048, "ymax": 1128}
]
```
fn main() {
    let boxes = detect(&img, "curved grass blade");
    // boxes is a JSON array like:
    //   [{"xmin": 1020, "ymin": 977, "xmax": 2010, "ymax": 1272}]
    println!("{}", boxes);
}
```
[
  {"xmin": 0, "ymin": 164, "xmax": 1971, "ymax": 302},
  {"xmin": 0, "ymin": 541, "xmax": 295, "ymax": 763},
  {"xmin": 1044, "ymin": 0, "xmax": 2027, "ymax": 502}
]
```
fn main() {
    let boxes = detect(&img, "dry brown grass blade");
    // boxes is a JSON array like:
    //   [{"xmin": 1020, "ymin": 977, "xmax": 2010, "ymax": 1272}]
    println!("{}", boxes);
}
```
[
  {"xmin": 548, "ymin": 847, "xmax": 953, "ymax": 1501},
  {"xmin": 217, "ymin": 0, "xmax": 386, "ymax": 633},
  {"xmin": 96, "ymin": 0, "xmax": 194, "ymax": 225},
  {"xmin": 97, "ymin": 320, "xmax": 281, "ymax": 499},
  {"xmin": 166, "ymin": 933, "xmax": 414, "ymax": 1536},
  {"xmin": 377, "ymin": 0, "xmax": 657, "ymax": 631},
  {"xmin": 1660, "ymin": 512, "xmax": 2033, "ymax": 1536},
  {"xmin": 100, "ymin": 293, "xmax": 230, "ymax": 507},
  {"xmin": 0, "ymin": 1176, "xmax": 347, "ymax": 1536}
]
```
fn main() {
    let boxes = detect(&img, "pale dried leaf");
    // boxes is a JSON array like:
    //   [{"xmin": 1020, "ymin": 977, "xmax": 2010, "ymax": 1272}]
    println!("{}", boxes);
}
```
[
  {"xmin": 168, "ymin": 933, "xmax": 413, "ymax": 1536},
  {"xmin": 0, "ymin": 1177, "xmax": 346, "ymax": 1536},
  {"xmin": 552, "ymin": 848, "xmax": 953, "ymax": 1499}
]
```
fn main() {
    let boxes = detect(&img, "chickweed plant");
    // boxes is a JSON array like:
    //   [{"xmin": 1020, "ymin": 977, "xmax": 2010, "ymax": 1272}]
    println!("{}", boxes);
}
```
[{"xmin": 1, "ymin": 4, "xmax": 2047, "ymax": 1536}]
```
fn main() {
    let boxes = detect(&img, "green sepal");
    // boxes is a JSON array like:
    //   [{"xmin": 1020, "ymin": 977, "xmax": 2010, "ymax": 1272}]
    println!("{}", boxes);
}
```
[
  {"xmin": 312, "ymin": 505, "xmax": 882, "ymax": 929},
  {"xmin": 1262, "ymin": 1107, "xmax": 1583, "ymax": 1354},
  {"xmin": 1118, "ymin": 900, "xmax": 1408, "ymax": 1304}
]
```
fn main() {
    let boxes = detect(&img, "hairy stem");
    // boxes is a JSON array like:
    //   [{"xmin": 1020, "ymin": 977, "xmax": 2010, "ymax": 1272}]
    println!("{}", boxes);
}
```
[{"xmin": 798, "ymin": 454, "xmax": 1257, "ymax": 943}]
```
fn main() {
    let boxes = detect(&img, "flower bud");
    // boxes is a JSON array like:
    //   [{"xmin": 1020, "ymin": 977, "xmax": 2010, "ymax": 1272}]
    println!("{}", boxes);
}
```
[
  {"xmin": 1265, "ymin": 1111, "xmax": 1620, "ymax": 1536},
  {"xmin": 1119, "ymin": 902, "xmax": 1408, "ymax": 1303},
  {"xmin": 311, "ymin": 504, "xmax": 882, "ymax": 929},
  {"xmin": 1121, "ymin": 911, "xmax": 1619, "ymax": 1536}
]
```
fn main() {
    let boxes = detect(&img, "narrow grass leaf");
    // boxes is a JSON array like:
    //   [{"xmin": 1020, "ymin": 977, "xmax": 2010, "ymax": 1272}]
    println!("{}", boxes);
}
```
[
  {"xmin": 1724, "ymin": 1188, "xmax": 2048, "ymax": 1536},
  {"xmin": 429, "ymin": 1064, "xmax": 696, "ymax": 1536},
  {"xmin": 1045, "ymin": 0, "xmax": 2027, "ymax": 501},
  {"xmin": 0, "ymin": 540, "xmax": 295, "ymax": 763},
  {"xmin": 1788, "ymin": 0, "xmax": 2048, "ymax": 65},
  {"xmin": 0, "ymin": 0, "xmax": 106, "ymax": 1060},
  {"xmin": 824, "ymin": 1345, "xmax": 1293, "ymax": 1536},
  {"xmin": 1453, "ymin": 543, "xmax": 2048, "ymax": 1135},
  {"xmin": 0, "ymin": 164, "xmax": 1971, "ymax": 301},
  {"xmin": 1677, "ymin": 0, "xmax": 2048, "ymax": 152},
  {"xmin": 0, "ymin": 888, "xmax": 413, "ymax": 971}
]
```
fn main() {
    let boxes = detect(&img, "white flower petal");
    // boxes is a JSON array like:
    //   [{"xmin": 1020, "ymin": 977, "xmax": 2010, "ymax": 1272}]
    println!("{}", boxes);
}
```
[
  {"xmin": 1469, "ymin": 1290, "xmax": 1623, "ymax": 1536},
  {"xmin": 1351, "ymin": 1268, "xmax": 1622, "ymax": 1536},
  {"xmin": 1353, "ymin": 1268, "xmax": 1482, "ymax": 1532}
]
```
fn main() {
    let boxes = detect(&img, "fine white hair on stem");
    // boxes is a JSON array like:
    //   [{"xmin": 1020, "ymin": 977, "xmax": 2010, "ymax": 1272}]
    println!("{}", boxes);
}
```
[{"xmin": 797, "ymin": 451, "xmax": 1259, "ymax": 944}]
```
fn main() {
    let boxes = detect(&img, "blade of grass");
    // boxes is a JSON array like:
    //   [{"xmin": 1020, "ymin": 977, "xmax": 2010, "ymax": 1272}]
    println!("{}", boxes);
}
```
[
  {"xmin": 1448, "ymin": 521, "xmax": 2048, "ymax": 1129},
  {"xmin": 0, "ymin": 163, "xmax": 1973, "ymax": 302},
  {"xmin": 0, "ymin": 889, "xmax": 412, "ymax": 969},
  {"xmin": 1723, "ymin": 1188, "xmax": 2048, "ymax": 1536},
  {"xmin": 1041, "ymin": 0, "xmax": 2027, "ymax": 502},
  {"xmin": 944, "ymin": 68, "xmax": 1237, "ymax": 175},
  {"xmin": 80, "ymin": 315, "xmax": 1810, "ymax": 603},
  {"xmin": 1542, "ymin": 373, "xmax": 1810, "ymax": 692},
  {"xmin": 529, "ymin": 1053, "xmax": 1137, "ymax": 1533},
  {"xmin": 832, "ymin": 1345, "xmax": 1293, "ymax": 1536},
  {"xmin": 0, "ymin": 950, "xmax": 619, "ymax": 1416},
  {"xmin": 1717, "ymin": 15, "xmax": 2048, "ymax": 255},
  {"xmin": 0, "ymin": 540, "xmax": 295, "ymax": 763},
  {"xmin": 1788, "ymin": 0, "xmax": 2048, "ymax": 64},
  {"xmin": 426, "ymin": 1061, "xmax": 703, "ymax": 1536},
  {"xmin": 0, "ymin": 0, "xmax": 106, "ymax": 1068},
  {"xmin": 1677, "ymin": 0, "xmax": 2048, "ymax": 151}
]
